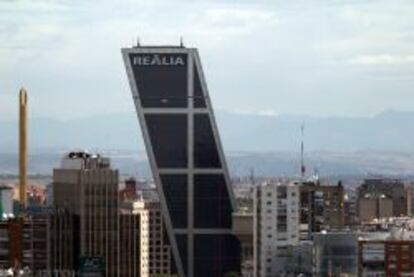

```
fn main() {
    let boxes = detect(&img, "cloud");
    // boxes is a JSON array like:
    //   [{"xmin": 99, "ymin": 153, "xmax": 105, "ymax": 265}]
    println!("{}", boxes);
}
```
[
  {"xmin": 1, "ymin": 0, "xmax": 414, "ymax": 121},
  {"xmin": 348, "ymin": 54, "xmax": 414, "ymax": 65}
]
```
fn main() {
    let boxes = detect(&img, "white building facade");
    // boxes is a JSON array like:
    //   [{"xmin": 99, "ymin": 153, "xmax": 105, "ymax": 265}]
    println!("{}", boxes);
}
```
[{"xmin": 253, "ymin": 182, "xmax": 300, "ymax": 277}]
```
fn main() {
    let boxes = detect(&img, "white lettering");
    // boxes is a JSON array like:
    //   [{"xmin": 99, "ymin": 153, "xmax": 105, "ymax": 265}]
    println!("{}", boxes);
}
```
[{"xmin": 133, "ymin": 54, "xmax": 186, "ymax": 66}]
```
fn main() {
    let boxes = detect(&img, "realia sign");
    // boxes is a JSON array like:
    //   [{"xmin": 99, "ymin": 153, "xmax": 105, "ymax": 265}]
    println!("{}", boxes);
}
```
[{"xmin": 132, "ymin": 54, "xmax": 186, "ymax": 66}]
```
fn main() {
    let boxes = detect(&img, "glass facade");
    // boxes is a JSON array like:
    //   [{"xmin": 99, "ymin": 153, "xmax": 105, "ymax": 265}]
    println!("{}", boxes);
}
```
[
  {"xmin": 125, "ymin": 47, "xmax": 240, "ymax": 277},
  {"xmin": 161, "ymin": 174, "xmax": 188, "ymax": 228},
  {"xmin": 194, "ymin": 114, "xmax": 221, "ymax": 168},
  {"xmin": 194, "ymin": 235, "xmax": 241, "ymax": 277},
  {"xmin": 129, "ymin": 53, "xmax": 188, "ymax": 108},
  {"xmin": 193, "ymin": 65, "xmax": 206, "ymax": 108},
  {"xmin": 194, "ymin": 174, "xmax": 232, "ymax": 228},
  {"xmin": 145, "ymin": 114, "xmax": 188, "ymax": 168}
]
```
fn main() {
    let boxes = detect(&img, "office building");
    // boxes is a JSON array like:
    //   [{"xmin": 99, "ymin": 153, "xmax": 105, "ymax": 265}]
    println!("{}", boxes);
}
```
[
  {"xmin": 358, "ymin": 194, "xmax": 393, "ymax": 223},
  {"xmin": 122, "ymin": 44, "xmax": 240, "ymax": 276},
  {"xmin": 51, "ymin": 151, "xmax": 119, "ymax": 276},
  {"xmin": 313, "ymin": 232, "xmax": 358, "ymax": 276},
  {"xmin": 299, "ymin": 180, "xmax": 345, "ymax": 239},
  {"xmin": 253, "ymin": 182, "xmax": 300, "ymax": 277},
  {"xmin": 119, "ymin": 213, "xmax": 140, "ymax": 277},
  {"xmin": 358, "ymin": 178, "xmax": 407, "ymax": 219}
]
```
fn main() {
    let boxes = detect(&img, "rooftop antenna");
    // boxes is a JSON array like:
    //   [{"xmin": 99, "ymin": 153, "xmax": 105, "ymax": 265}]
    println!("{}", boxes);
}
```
[
  {"xmin": 249, "ymin": 168, "xmax": 255, "ymax": 186},
  {"xmin": 180, "ymin": 36, "xmax": 184, "ymax": 47},
  {"xmin": 136, "ymin": 36, "xmax": 141, "ymax": 47},
  {"xmin": 300, "ymin": 122, "xmax": 306, "ymax": 180}
]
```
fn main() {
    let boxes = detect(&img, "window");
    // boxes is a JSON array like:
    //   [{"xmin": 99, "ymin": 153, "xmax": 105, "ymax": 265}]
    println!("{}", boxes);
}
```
[
  {"xmin": 194, "ymin": 114, "xmax": 221, "ymax": 168},
  {"xmin": 145, "ymin": 114, "xmax": 187, "ymax": 168}
]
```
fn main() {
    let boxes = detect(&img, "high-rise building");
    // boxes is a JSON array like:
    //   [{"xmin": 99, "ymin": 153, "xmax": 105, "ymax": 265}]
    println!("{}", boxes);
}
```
[
  {"xmin": 119, "ymin": 213, "xmax": 140, "ymax": 277},
  {"xmin": 122, "ymin": 190, "xmax": 172, "ymax": 277},
  {"xmin": 122, "ymin": 44, "xmax": 240, "ymax": 276},
  {"xmin": 51, "ymin": 151, "xmax": 119, "ymax": 276},
  {"xmin": 253, "ymin": 182, "xmax": 300, "ymax": 277}
]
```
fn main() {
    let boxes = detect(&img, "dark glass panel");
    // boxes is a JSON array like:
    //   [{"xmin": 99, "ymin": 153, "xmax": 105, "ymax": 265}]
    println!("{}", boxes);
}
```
[
  {"xmin": 145, "ymin": 114, "xmax": 187, "ymax": 168},
  {"xmin": 194, "ymin": 234, "xmax": 241, "ymax": 277},
  {"xmin": 193, "ymin": 65, "xmax": 206, "ymax": 108},
  {"xmin": 175, "ymin": 235, "xmax": 188, "ymax": 276},
  {"xmin": 160, "ymin": 174, "xmax": 188, "ymax": 228},
  {"xmin": 129, "ymin": 53, "xmax": 188, "ymax": 108},
  {"xmin": 194, "ymin": 114, "xmax": 221, "ymax": 168},
  {"xmin": 194, "ymin": 174, "xmax": 232, "ymax": 228}
]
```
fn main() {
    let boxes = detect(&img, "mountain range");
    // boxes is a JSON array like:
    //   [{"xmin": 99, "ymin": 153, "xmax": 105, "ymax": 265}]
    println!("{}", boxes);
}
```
[
  {"xmin": 2, "ymin": 110, "xmax": 414, "ymax": 177},
  {"xmin": 1, "ymin": 110, "xmax": 414, "ymax": 152}
]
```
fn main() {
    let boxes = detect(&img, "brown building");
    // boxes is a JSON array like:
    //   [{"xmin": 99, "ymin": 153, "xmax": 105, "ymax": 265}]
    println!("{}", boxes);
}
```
[
  {"xmin": 0, "ymin": 215, "xmax": 48, "ymax": 274},
  {"xmin": 359, "ymin": 235, "xmax": 414, "ymax": 276},
  {"xmin": 51, "ymin": 151, "xmax": 120, "ymax": 276},
  {"xmin": 232, "ymin": 211, "xmax": 253, "ymax": 277},
  {"xmin": 119, "ymin": 213, "xmax": 140, "ymax": 277},
  {"xmin": 358, "ymin": 178, "xmax": 407, "ymax": 220},
  {"xmin": 358, "ymin": 195, "xmax": 393, "ymax": 223},
  {"xmin": 299, "ymin": 180, "xmax": 345, "ymax": 238}
]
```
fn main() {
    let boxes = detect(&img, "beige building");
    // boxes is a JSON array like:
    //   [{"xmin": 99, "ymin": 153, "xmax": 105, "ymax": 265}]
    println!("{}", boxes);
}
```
[
  {"xmin": 122, "ymin": 190, "xmax": 172, "ymax": 277},
  {"xmin": 232, "ymin": 211, "xmax": 253, "ymax": 277},
  {"xmin": 358, "ymin": 195, "xmax": 393, "ymax": 222},
  {"xmin": 51, "ymin": 151, "xmax": 120, "ymax": 276}
]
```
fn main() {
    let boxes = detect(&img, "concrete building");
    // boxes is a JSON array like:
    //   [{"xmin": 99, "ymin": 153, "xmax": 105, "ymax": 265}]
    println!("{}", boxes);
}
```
[
  {"xmin": 344, "ymin": 192, "xmax": 358, "ymax": 227},
  {"xmin": 358, "ymin": 194, "xmax": 393, "ymax": 223},
  {"xmin": 358, "ymin": 178, "xmax": 407, "ymax": 219},
  {"xmin": 122, "ymin": 190, "xmax": 172, "ymax": 277},
  {"xmin": 123, "ymin": 43, "xmax": 240, "ymax": 276},
  {"xmin": 358, "ymin": 230, "xmax": 414, "ymax": 276},
  {"xmin": 0, "ymin": 186, "xmax": 13, "ymax": 216},
  {"xmin": 313, "ymin": 232, "xmax": 358, "ymax": 277},
  {"xmin": 254, "ymin": 182, "xmax": 300, "ymax": 277},
  {"xmin": 51, "ymin": 151, "xmax": 119, "ymax": 276},
  {"xmin": 232, "ymin": 211, "xmax": 253, "ymax": 277},
  {"xmin": 299, "ymin": 180, "xmax": 345, "ymax": 239}
]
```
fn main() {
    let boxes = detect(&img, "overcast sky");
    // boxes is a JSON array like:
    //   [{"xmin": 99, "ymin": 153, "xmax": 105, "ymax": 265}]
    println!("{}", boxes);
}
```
[{"xmin": 1, "ymin": 0, "xmax": 414, "ymax": 120}]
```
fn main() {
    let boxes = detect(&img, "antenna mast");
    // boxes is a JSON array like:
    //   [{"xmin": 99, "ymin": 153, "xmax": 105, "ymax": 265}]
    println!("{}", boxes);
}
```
[{"xmin": 300, "ymin": 123, "xmax": 305, "ymax": 180}]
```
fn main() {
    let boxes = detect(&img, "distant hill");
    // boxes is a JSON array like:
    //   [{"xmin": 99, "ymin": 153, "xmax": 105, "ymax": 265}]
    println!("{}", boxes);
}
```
[
  {"xmin": 1, "ymin": 110, "xmax": 414, "ymax": 152},
  {"xmin": 2, "ymin": 110, "xmax": 414, "ymax": 177}
]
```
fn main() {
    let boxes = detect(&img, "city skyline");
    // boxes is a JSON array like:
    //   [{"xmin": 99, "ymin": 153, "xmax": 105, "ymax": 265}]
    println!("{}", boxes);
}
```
[{"xmin": 1, "ymin": 0, "xmax": 414, "ymax": 121}]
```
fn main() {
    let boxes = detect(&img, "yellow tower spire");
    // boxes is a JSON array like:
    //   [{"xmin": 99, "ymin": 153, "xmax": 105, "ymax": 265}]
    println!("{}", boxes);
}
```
[{"xmin": 19, "ymin": 88, "xmax": 28, "ymax": 208}]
